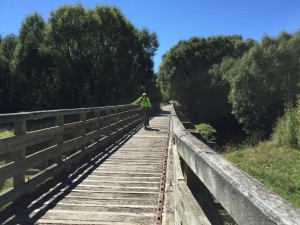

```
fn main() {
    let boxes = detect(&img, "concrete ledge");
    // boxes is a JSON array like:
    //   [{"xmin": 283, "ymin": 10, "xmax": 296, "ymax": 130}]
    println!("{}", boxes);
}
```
[{"xmin": 170, "ymin": 105, "xmax": 300, "ymax": 225}]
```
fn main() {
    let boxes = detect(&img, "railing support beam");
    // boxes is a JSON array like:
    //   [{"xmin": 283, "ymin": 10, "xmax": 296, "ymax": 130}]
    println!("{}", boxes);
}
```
[{"xmin": 13, "ymin": 120, "xmax": 26, "ymax": 186}]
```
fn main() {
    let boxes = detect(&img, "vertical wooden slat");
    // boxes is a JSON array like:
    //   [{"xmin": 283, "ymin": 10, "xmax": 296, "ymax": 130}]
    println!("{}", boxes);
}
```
[
  {"xmin": 116, "ymin": 107, "xmax": 120, "ymax": 130},
  {"xmin": 13, "ymin": 120, "xmax": 26, "ymax": 186},
  {"xmin": 75, "ymin": 113, "xmax": 86, "ymax": 152},
  {"xmin": 106, "ymin": 108, "xmax": 112, "ymax": 135},
  {"xmin": 79, "ymin": 113, "xmax": 86, "ymax": 136},
  {"xmin": 95, "ymin": 111, "xmax": 100, "ymax": 129},
  {"xmin": 55, "ymin": 115, "xmax": 64, "ymax": 163},
  {"xmin": 95, "ymin": 111, "xmax": 101, "ymax": 134}
]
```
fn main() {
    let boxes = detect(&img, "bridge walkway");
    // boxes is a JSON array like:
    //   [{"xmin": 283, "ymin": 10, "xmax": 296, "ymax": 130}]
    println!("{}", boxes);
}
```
[{"xmin": 1, "ymin": 107, "xmax": 171, "ymax": 225}]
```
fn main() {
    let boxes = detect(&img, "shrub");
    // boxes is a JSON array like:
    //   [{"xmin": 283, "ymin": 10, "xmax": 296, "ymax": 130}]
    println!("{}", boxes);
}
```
[
  {"xmin": 195, "ymin": 123, "xmax": 217, "ymax": 142},
  {"xmin": 272, "ymin": 102, "xmax": 300, "ymax": 149}
]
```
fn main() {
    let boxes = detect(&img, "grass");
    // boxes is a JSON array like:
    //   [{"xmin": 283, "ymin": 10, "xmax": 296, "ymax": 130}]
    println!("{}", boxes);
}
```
[
  {"xmin": 0, "ymin": 129, "xmax": 14, "ymax": 139},
  {"xmin": 222, "ymin": 141, "xmax": 300, "ymax": 208},
  {"xmin": 0, "ymin": 129, "xmax": 14, "ymax": 195},
  {"xmin": 0, "ymin": 178, "xmax": 13, "ymax": 193},
  {"xmin": 195, "ymin": 123, "xmax": 217, "ymax": 142}
]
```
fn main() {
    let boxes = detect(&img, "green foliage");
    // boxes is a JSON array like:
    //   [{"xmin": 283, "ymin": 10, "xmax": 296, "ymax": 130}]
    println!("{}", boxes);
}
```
[
  {"xmin": 44, "ymin": 4, "xmax": 159, "ymax": 108},
  {"xmin": 272, "ymin": 102, "xmax": 300, "ymax": 148},
  {"xmin": 158, "ymin": 30, "xmax": 300, "ymax": 142},
  {"xmin": 225, "ymin": 32, "xmax": 300, "ymax": 137},
  {"xmin": 11, "ymin": 13, "xmax": 47, "ymax": 111},
  {"xmin": 157, "ymin": 35, "xmax": 255, "ymax": 124},
  {"xmin": 0, "ymin": 35, "xmax": 18, "ymax": 112},
  {"xmin": 0, "ymin": 4, "xmax": 159, "ymax": 113},
  {"xmin": 223, "ymin": 142, "xmax": 300, "ymax": 208},
  {"xmin": 157, "ymin": 36, "xmax": 255, "ymax": 147},
  {"xmin": 195, "ymin": 123, "xmax": 217, "ymax": 142}
]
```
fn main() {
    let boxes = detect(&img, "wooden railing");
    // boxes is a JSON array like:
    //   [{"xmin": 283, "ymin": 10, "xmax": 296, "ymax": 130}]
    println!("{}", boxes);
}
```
[
  {"xmin": 0, "ymin": 104, "xmax": 141, "ymax": 208},
  {"xmin": 170, "ymin": 104, "xmax": 300, "ymax": 225}
]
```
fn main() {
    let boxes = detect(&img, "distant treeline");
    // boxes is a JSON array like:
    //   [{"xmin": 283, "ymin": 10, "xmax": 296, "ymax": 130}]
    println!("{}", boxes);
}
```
[
  {"xmin": 1, "ymin": 4, "xmax": 299, "ymax": 142},
  {"xmin": 0, "ymin": 4, "xmax": 160, "ymax": 113},
  {"xmin": 157, "ymin": 33, "xmax": 300, "ymax": 139}
]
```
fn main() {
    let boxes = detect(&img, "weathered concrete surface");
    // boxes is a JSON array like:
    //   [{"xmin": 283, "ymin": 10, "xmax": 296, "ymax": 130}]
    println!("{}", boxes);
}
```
[{"xmin": 0, "ymin": 108, "xmax": 171, "ymax": 225}]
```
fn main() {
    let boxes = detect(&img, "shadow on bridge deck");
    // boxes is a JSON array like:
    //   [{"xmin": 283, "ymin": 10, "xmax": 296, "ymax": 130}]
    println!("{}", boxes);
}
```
[{"xmin": 0, "ymin": 107, "xmax": 171, "ymax": 225}]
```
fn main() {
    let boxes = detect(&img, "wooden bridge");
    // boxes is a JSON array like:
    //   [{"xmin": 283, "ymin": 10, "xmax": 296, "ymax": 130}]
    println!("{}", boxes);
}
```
[{"xmin": 0, "ymin": 104, "xmax": 299, "ymax": 225}]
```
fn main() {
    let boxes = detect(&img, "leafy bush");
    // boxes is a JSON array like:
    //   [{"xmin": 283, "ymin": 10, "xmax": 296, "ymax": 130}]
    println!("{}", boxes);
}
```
[
  {"xmin": 272, "ymin": 102, "xmax": 300, "ymax": 149},
  {"xmin": 195, "ymin": 123, "xmax": 217, "ymax": 142},
  {"xmin": 225, "ymin": 32, "xmax": 300, "ymax": 138}
]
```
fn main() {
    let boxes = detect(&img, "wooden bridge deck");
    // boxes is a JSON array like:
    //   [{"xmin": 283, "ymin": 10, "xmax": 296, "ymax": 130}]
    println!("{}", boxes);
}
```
[{"xmin": 1, "ymin": 107, "xmax": 171, "ymax": 225}]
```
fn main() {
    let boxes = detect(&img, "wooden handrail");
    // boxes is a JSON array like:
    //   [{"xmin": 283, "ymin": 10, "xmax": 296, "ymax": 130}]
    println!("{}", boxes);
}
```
[
  {"xmin": 170, "ymin": 104, "xmax": 300, "ymax": 225},
  {"xmin": 0, "ymin": 104, "xmax": 141, "ymax": 208}
]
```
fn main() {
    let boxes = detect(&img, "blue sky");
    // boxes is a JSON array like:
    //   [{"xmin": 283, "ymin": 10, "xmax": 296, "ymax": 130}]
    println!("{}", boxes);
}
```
[{"xmin": 1, "ymin": 0, "xmax": 300, "ymax": 72}]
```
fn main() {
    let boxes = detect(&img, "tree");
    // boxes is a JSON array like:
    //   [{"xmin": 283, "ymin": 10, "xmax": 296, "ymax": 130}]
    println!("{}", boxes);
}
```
[
  {"xmin": 1, "ymin": 4, "xmax": 158, "ymax": 112},
  {"xmin": 0, "ymin": 34, "xmax": 18, "ymax": 112},
  {"xmin": 45, "ymin": 4, "xmax": 159, "ymax": 108},
  {"xmin": 45, "ymin": 4, "xmax": 90, "ymax": 108},
  {"xmin": 130, "ymin": 28, "xmax": 159, "ymax": 100},
  {"xmin": 157, "ymin": 35, "xmax": 255, "ymax": 123},
  {"xmin": 10, "ymin": 13, "xmax": 47, "ymax": 111},
  {"xmin": 225, "ymin": 32, "xmax": 300, "ymax": 137}
]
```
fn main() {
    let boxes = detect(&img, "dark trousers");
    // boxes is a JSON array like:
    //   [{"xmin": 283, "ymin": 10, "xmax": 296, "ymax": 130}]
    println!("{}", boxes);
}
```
[{"xmin": 140, "ymin": 107, "xmax": 150, "ymax": 124}]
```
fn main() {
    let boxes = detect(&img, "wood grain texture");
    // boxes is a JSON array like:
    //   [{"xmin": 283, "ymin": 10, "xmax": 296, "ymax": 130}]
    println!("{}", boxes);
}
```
[{"xmin": 0, "ymin": 107, "xmax": 171, "ymax": 225}]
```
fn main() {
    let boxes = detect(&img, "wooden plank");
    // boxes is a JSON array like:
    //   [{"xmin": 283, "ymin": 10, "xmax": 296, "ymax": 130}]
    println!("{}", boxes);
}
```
[
  {"xmin": 162, "ymin": 135, "xmax": 175, "ymax": 225},
  {"xmin": 172, "ymin": 124, "xmax": 211, "ymax": 225},
  {"xmin": 0, "ymin": 126, "xmax": 63, "ymax": 155},
  {"xmin": 30, "ymin": 219, "xmax": 141, "ymax": 225},
  {"xmin": 0, "ymin": 145, "xmax": 60, "ymax": 183},
  {"xmin": 0, "ymin": 126, "xmax": 110, "ymax": 184},
  {"xmin": 0, "ymin": 105, "xmax": 137, "ymax": 123},
  {"xmin": 0, "ymin": 162, "xmax": 65, "ymax": 206},
  {"xmin": 4, "ymin": 210, "xmax": 154, "ymax": 223},
  {"xmin": 176, "ymin": 181, "xmax": 211, "ymax": 225},
  {"xmin": 0, "ymin": 106, "xmax": 169, "ymax": 225},
  {"xmin": 12, "ymin": 120, "xmax": 26, "ymax": 186},
  {"xmin": 173, "ymin": 144, "xmax": 184, "ymax": 181},
  {"xmin": 63, "ymin": 115, "xmax": 112, "ymax": 134}
]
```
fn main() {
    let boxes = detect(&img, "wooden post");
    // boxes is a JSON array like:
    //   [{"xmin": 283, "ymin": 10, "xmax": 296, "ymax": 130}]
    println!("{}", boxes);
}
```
[
  {"xmin": 116, "ymin": 107, "xmax": 120, "ymax": 130},
  {"xmin": 55, "ymin": 115, "xmax": 64, "ymax": 163},
  {"xmin": 107, "ymin": 108, "xmax": 112, "ymax": 135},
  {"xmin": 183, "ymin": 162, "xmax": 223, "ymax": 225},
  {"xmin": 13, "ymin": 120, "xmax": 26, "ymax": 187},
  {"xmin": 95, "ymin": 111, "xmax": 100, "ymax": 129},
  {"xmin": 79, "ymin": 113, "xmax": 86, "ymax": 136},
  {"xmin": 77, "ymin": 112, "xmax": 86, "ymax": 151}
]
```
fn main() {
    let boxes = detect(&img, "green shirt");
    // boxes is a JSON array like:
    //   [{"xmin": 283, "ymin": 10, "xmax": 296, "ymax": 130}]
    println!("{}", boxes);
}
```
[{"xmin": 132, "ymin": 96, "xmax": 151, "ymax": 108}]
